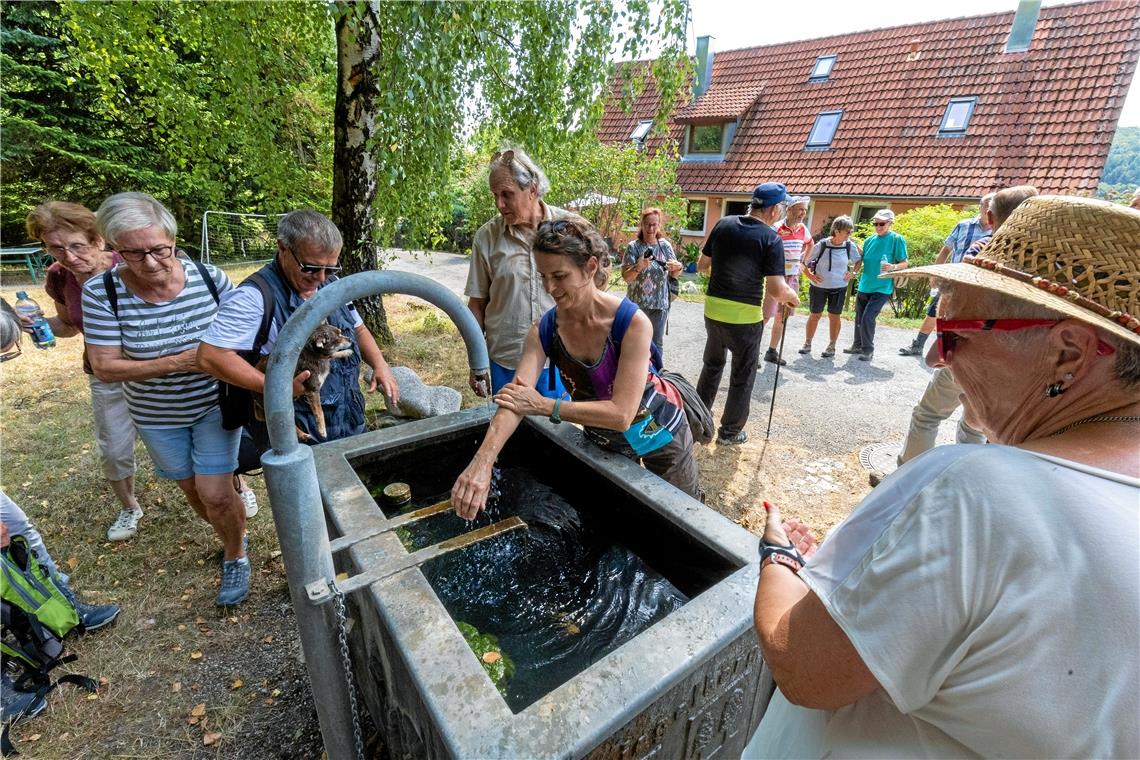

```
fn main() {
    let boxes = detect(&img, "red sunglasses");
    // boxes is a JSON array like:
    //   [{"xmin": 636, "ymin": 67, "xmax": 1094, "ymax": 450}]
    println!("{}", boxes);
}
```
[{"xmin": 935, "ymin": 319, "xmax": 1116, "ymax": 363}]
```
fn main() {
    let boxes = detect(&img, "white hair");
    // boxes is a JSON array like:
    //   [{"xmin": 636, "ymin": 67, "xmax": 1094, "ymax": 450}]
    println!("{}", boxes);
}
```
[
  {"xmin": 96, "ymin": 192, "xmax": 178, "ymax": 247},
  {"xmin": 489, "ymin": 144, "xmax": 550, "ymax": 197}
]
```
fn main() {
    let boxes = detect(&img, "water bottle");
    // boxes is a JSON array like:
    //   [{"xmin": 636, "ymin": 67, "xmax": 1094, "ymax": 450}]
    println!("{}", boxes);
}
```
[{"xmin": 13, "ymin": 291, "xmax": 56, "ymax": 349}]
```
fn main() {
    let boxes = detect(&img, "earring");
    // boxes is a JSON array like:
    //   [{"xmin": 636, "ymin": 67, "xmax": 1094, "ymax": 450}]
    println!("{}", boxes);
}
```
[{"xmin": 1045, "ymin": 380, "xmax": 1066, "ymax": 398}]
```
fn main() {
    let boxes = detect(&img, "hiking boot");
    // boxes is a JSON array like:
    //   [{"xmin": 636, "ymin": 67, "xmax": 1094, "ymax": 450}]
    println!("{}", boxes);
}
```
[
  {"xmin": 216, "ymin": 557, "xmax": 251, "ymax": 607},
  {"xmin": 763, "ymin": 348, "xmax": 787, "ymax": 366},
  {"xmin": 842, "ymin": 345, "xmax": 864, "ymax": 354},
  {"xmin": 797, "ymin": 343, "xmax": 812, "ymax": 355},
  {"xmin": 1, "ymin": 673, "xmax": 47, "ymax": 725},
  {"xmin": 898, "ymin": 340, "xmax": 927, "ymax": 356},
  {"xmin": 857, "ymin": 351, "xmax": 874, "ymax": 362},
  {"xmin": 106, "ymin": 507, "xmax": 143, "ymax": 541},
  {"xmin": 821, "ymin": 344, "xmax": 836, "ymax": 358},
  {"xmin": 238, "ymin": 487, "xmax": 259, "ymax": 518},
  {"xmin": 717, "ymin": 430, "xmax": 748, "ymax": 445}
]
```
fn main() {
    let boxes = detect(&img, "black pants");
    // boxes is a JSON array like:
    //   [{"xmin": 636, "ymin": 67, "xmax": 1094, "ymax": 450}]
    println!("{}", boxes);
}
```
[
  {"xmin": 696, "ymin": 318, "xmax": 764, "ymax": 438},
  {"xmin": 853, "ymin": 291, "xmax": 890, "ymax": 353}
]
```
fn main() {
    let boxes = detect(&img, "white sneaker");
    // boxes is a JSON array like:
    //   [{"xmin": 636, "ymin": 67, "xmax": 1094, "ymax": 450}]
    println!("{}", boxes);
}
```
[
  {"xmin": 107, "ymin": 508, "xmax": 143, "ymax": 541},
  {"xmin": 239, "ymin": 487, "xmax": 259, "ymax": 518}
]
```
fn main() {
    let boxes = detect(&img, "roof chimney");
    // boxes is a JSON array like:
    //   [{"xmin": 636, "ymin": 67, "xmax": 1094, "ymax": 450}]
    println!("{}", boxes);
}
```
[
  {"xmin": 1005, "ymin": 0, "xmax": 1042, "ymax": 53},
  {"xmin": 694, "ymin": 35, "xmax": 714, "ymax": 97}
]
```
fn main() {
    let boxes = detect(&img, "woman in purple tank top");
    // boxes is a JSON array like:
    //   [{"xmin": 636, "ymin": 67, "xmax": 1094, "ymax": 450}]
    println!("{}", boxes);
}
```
[{"xmin": 451, "ymin": 218, "xmax": 701, "ymax": 519}]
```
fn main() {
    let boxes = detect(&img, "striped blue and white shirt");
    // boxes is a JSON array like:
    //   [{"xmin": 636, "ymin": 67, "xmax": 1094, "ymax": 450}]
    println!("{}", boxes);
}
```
[{"xmin": 81, "ymin": 260, "xmax": 232, "ymax": 429}]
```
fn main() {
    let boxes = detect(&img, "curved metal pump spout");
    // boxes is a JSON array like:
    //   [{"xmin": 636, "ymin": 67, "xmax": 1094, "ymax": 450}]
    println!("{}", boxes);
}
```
[{"xmin": 258, "ymin": 271, "xmax": 488, "ymax": 759}]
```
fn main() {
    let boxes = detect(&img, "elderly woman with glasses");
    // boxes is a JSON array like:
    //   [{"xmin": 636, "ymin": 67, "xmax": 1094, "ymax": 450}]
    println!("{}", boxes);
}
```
[
  {"xmin": 845, "ymin": 209, "xmax": 908, "ymax": 362},
  {"xmin": 24, "ymin": 202, "xmax": 146, "ymax": 542},
  {"xmin": 81, "ymin": 192, "xmax": 251, "ymax": 606},
  {"xmin": 747, "ymin": 196, "xmax": 1139, "ymax": 758},
  {"xmin": 452, "ymin": 217, "xmax": 701, "ymax": 519}
]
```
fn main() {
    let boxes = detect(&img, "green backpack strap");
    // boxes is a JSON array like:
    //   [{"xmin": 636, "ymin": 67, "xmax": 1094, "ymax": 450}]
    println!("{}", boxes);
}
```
[{"xmin": 1, "ymin": 536, "xmax": 80, "ymax": 637}]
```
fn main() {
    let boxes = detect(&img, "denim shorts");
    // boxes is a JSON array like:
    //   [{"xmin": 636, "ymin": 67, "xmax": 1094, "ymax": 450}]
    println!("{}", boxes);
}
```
[{"xmin": 136, "ymin": 406, "xmax": 240, "ymax": 481}]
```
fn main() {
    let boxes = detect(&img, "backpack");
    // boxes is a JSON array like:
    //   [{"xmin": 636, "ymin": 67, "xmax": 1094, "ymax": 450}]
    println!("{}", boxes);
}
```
[
  {"xmin": 538, "ymin": 300, "xmax": 714, "ymax": 445},
  {"xmin": 807, "ymin": 240, "xmax": 852, "ymax": 274},
  {"xmin": 1, "ymin": 535, "xmax": 97, "ymax": 753}
]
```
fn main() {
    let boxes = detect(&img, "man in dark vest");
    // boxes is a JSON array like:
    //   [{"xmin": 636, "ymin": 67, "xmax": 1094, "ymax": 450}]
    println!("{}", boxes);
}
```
[{"xmin": 198, "ymin": 210, "xmax": 399, "ymax": 446}]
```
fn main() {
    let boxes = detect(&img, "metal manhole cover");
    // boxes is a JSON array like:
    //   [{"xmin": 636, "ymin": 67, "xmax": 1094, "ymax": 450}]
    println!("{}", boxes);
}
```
[{"xmin": 859, "ymin": 442, "xmax": 902, "ymax": 475}]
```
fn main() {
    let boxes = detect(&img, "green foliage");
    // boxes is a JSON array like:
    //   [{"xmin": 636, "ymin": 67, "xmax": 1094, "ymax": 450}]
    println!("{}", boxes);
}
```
[
  {"xmin": 456, "ymin": 621, "xmax": 515, "ymax": 697},
  {"xmin": 2, "ymin": 0, "xmax": 336, "ymax": 246},
  {"xmin": 340, "ymin": 0, "xmax": 690, "ymax": 252},
  {"xmin": 1102, "ymin": 126, "xmax": 1140, "ymax": 185},
  {"xmin": 854, "ymin": 203, "xmax": 976, "ymax": 318}
]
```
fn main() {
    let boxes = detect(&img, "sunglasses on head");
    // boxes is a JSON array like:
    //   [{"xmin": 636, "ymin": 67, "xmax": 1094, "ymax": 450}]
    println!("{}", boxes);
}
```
[
  {"xmin": 935, "ymin": 318, "xmax": 1117, "ymax": 363},
  {"xmin": 287, "ymin": 246, "xmax": 341, "ymax": 276}
]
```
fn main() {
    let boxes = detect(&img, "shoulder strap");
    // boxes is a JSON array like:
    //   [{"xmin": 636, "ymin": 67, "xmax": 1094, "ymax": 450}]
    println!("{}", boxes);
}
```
[
  {"xmin": 240, "ymin": 270, "xmax": 275, "ymax": 358},
  {"xmin": 102, "ymin": 269, "xmax": 118, "ymax": 318},
  {"xmin": 191, "ymin": 260, "xmax": 220, "ymax": 305},
  {"xmin": 539, "ymin": 307, "xmax": 558, "ymax": 392},
  {"xmin": 610, "ymin": 298, "xmax": 662, "ymax": 372},
  {"xmin": 845, "ymin": 240, "xmax": 852, "ymax": 255}
]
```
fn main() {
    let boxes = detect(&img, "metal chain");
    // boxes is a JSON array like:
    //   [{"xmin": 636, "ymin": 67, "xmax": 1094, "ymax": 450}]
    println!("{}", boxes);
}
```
[{"xmin": 331, "ymin": 583, "xmax": 366, "ymax": 760}]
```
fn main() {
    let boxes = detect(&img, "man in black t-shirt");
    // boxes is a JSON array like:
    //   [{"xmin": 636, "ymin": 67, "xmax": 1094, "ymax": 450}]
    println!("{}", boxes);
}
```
[{"xmin": 695, "ymin": 182, "xmax": 800, "ymax": 444}]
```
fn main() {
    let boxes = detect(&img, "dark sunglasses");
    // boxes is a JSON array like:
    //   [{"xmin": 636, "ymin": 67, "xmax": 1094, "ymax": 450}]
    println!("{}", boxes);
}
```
[
  {"xmin": 873, "ymin": 221, "xmax": 890, "ymax": 227},
  {"xmin": 288, "ymin": 246, "xmax": 341, "ymax": 276},
  {"xmin": 935, "ymin": 318, "xmax": 1116, "ymax": 363}
]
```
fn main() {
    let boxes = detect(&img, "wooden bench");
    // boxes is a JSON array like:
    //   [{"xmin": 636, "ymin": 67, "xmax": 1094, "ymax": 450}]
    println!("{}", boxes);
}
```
[{"xmin": 0, "ymin": 246, "xmax": 50, "ymax": 283}]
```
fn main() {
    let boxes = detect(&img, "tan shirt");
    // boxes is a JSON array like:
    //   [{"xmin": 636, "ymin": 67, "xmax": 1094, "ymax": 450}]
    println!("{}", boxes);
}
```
[{"xmin": 465, "ymin": 202, "xmax": 576, "ymax": 367}]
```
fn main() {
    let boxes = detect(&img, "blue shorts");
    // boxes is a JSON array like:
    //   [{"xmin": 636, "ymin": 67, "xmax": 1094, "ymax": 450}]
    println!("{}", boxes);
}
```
[
  {"xmin": 137, "ymin": 406, "xmax": 240, "ymax": 481},
  {"xmin": 490, "ymin": 360, "xmax": 566, "ymax": 399}
]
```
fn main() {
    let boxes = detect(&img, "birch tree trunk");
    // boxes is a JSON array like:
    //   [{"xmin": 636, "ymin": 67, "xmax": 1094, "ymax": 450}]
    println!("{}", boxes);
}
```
[{"xmin": 331, "ymin": 1, "xmax": 392, "ymax": 342}]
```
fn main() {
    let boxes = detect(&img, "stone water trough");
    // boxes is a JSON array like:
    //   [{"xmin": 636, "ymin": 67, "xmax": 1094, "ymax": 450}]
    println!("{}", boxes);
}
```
[{"xmin": 312, "ymin": 406, "xmax": 767, "ymax": 759}]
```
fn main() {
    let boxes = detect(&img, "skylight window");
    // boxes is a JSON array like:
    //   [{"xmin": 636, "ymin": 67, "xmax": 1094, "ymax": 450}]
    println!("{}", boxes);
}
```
[
  {"xmin": 629, "ymin": 120, "xmax": 653, "ymax": 143},
  {"xmin": 938, "ymin": 97, "xmax": 977, "ymax": 136},
  {"xmin": 805, "ymin": 110, "xmax": 842, "ymax": 149},
  {"xmin": 809, "ymin": 55, "xmax": 837, "ymax": 82}
]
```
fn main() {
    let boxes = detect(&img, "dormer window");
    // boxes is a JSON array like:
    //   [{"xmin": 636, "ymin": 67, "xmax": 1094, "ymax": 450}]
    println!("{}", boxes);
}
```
[
  {"xmin": 805, "ymin": 110, "xmax": 842, "ymax": 150},
  {"xmin": 687, "ymin": 124, "xmax": 725, "ymax": 154},
  {"xmin": 629, "ymin": 119, "xmax": 653, "ymax": 143},
  {"xmin": 938, "ymin": 97, "xmax": 977, "ymax": 137},
  {"xmin": 809, "ymin": 55, "xmax": 837, "ymax": 82}
]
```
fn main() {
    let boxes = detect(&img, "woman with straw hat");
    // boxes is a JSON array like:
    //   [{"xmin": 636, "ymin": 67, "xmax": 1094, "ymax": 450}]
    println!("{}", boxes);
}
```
[{"xmin": 746, "ymin": 195, "xmax": 1139, "ymax": 757}]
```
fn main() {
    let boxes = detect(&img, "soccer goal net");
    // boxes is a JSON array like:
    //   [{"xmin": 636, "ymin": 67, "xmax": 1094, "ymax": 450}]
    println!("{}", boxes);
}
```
[{"xmin": 200, "ymin": 211, "xmax": 284, "ymax": 265}]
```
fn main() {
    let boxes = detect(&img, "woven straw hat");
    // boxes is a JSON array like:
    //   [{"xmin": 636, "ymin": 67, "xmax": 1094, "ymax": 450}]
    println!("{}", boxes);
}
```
[{"xmin": 888, "ymin": 195, "xmax": 1140, "ymax": 347}]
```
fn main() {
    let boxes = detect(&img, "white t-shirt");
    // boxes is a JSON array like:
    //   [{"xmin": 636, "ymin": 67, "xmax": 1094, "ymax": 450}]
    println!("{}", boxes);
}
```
[
  {"xmin": 200, "ymin": 283, "xmax": 363, "ymax": 356},
  {"xmin": 747, "ymin": 444, "xmax": 1139, "ymax": 759}
]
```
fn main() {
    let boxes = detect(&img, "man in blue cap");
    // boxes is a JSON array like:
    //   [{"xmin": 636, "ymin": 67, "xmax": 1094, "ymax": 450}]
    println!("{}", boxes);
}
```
[{"xmin": 695, "ymin": 182, "xmax": 800, "ymax": 444}]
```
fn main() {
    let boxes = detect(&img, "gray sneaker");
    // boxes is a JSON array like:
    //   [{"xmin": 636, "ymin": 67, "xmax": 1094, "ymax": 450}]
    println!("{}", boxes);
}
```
[
  {"xmin": 717, "ymin": 430, "xmax": 748, "ymax": 445},
  {"xmin": 216, "ymin": 557, "xmax": 251, "ymax": 606},
  {"xmin": 106, "ymin": 508, "xmax": 143, "ymax": 541},
  {"xmin": 238, "ymin": 487, "xmax": 259, "ymax": 518},
  {"xmin": 1, "ymin": 673, "xmax": 47, "ymax": 726}
]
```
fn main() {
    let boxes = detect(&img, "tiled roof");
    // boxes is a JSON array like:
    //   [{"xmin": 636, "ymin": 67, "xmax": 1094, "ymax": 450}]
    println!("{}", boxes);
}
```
[
  {"xmin": 674, "ymin": 85, "xmax": 761, "ymax": 123},
  {"xmin": 598, "ymin": 0, "xmax": 1140, "ymax": 199}
]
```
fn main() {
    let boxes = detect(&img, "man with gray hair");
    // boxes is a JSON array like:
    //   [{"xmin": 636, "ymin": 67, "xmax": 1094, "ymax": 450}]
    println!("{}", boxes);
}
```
[
  {"xmin": 898, "ymin": 193, "xmax": 993, "ymax": 356},
  {"xmin": 465, "ymin": 145, "xmax": 577, "ymax": 396},
  {"xmin": 199, "ymin": 209, "xmax": 399, "ymax": 446}
]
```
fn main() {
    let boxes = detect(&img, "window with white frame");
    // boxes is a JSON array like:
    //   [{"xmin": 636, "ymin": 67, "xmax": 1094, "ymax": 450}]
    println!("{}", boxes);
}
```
[
  {"xmin": 683, "ymin": 199, "xmax": 708, "ymax": 234},
  {"xmin": 629, "ymin": 119, "xmax": 653, "ymax": 143}
]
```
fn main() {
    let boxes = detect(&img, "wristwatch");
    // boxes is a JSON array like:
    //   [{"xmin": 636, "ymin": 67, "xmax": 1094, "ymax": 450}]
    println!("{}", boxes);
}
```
[
  {"xmin": 759, "ymin": 539, "xmax": 805, "ymax": 573},
  {"xmin": 549, "ymin": 397, "xmax": 563, "ymax": 424}
]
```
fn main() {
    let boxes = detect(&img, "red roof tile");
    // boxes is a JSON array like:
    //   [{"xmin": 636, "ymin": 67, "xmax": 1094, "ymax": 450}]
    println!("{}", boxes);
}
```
[{"xmin": 597, "ymin": 0, "xmax": 1140, "ymax": 199}]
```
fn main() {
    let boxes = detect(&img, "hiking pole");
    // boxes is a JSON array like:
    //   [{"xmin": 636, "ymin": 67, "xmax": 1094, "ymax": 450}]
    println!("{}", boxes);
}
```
[{"xmin": 765, "ymin": 304, "xmax": 791, "ymax": 440}]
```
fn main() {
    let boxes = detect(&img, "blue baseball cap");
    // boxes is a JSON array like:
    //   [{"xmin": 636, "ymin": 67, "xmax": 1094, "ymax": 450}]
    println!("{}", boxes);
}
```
[{"xmin": 751, "ymin": 182, "xmax": 787, "ymax": 208}]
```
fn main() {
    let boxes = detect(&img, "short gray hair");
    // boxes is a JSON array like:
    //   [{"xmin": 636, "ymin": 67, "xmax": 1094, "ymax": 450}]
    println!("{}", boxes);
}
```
[
  {"xmin": 489, "ymin": 144, "xmax": 550, "ymax": 197},
  {"xmin": 979, "ymin": 192, "xmax": 995, "ymax": 211},
  {"xmin": 96, "ymin": 192, "xmax": 178, "ymax": 248},
  {"xmin": 0, "ymin": 299, "xmax": 21, "ymax": 352},
  {"xmin": 830, "ymin": 215, "xmax": 854, "ymax": 234},
  {"xmin": 276, "ymin": 210, "xmax": 343, "ymax": 253}
]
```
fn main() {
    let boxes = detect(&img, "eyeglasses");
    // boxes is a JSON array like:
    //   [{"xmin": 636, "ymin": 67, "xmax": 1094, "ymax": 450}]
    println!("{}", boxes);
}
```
[
  {"xmin": 116, "ymin": 245, "xmax": 175, "ymax": 262},
  {"xmin": 287, "ymin": 246, "xmax": 341, "ymax": 276},
  {"xmin": 873, "ymin": 221, "xmax": 890, "ymax": 228},
  {"xmin": 44, "ymin": 242, "xmax": 94, "ymax": 258},
  {"xmin": 0, "ymin": 345, "xmax": 21, "ymax": 363},
  {"xmin": 935, "ymin": 318, "xmax": 1117, "ymax": 363}
]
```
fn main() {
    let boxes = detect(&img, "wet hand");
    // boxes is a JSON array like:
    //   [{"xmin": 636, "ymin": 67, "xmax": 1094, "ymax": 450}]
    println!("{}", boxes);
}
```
[
  {"xmin": 492, "ymin": 378, "xmax": 545, "ymax": 416},
  {"xmin": 452, "ymin": 460, "xmax": 492, "ymax": 519},
  {"xmin": 469, "ymin": 370, "xmax": 490, "ymax": 397},
  {"xmin": 762, "ymin": 501, "xmax": 818, "ymax": 560}
]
